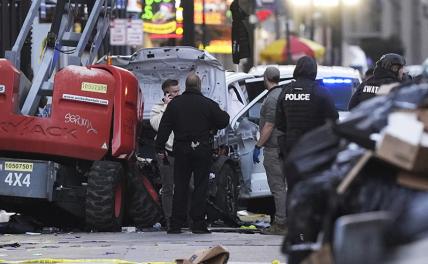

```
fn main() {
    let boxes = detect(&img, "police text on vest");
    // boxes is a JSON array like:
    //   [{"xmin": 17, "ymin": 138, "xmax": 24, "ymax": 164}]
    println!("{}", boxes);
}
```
[
  {"xmin": 284, "ymin": 94, "xmax": 311, "ymax": 101},
  {"xmin": 363, "ymin": 85, "xmax": 379, "ymax": 94}
]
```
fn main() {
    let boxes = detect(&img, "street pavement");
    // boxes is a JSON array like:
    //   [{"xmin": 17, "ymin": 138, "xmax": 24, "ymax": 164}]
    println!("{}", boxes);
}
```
[{"xmin": 0, "ymin": 229, "xmax": 287, "ymax": 264}]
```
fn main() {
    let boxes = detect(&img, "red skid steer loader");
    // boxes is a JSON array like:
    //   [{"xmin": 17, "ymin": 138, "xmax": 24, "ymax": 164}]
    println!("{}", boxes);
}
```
[{"xmin": 0, "ymin": 0, "xmax": 162, "ymax": 231}]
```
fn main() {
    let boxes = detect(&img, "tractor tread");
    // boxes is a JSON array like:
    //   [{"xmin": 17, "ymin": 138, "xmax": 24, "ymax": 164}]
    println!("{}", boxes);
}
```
[{"xmin": 85, "ymin": 161, "xmax": 124, "ymax": 231}]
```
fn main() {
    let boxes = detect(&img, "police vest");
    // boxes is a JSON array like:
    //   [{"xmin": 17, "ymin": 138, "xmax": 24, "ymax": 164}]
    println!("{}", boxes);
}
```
[
  {"xmin": 362, "ymin": 85, "xmax": 380, "ymax": 94},
  {"xmin": 357, "ymin": 77, "xmax": 397, "ymax": 104},
  {"xmin": 281, "ymin": 82, "xmax": 326, "ymax": 150}
]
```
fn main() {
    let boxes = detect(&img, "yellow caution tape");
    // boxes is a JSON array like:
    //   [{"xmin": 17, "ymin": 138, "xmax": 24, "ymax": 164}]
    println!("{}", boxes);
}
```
[{"xmin": 0, "ymin": 259, "xmax": 174, "ymax": 264}]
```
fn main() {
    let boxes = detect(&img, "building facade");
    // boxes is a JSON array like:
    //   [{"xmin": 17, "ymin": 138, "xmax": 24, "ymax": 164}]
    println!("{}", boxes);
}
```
[{"xmin": 342, "ymin": 0, "xmax": 428, "ymax": 65}]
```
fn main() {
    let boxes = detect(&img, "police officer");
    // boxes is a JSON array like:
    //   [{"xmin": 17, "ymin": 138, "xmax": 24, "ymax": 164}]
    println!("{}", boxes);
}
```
[
  {"xmin": 156, "ymin": 73, "xmax": 230, "ymax": 234},
  {"xmin": 252, "ymin": 66, "xmax": 287, "ymax": 235},
  {"xmin": 276, "ymin": 56, "xmax": 338, "ymax": 189},
  {"xmin": 385, "ymin": 59, "xmax": 428, "ymax": 94},
  {"xmin": 348, "ymin": 53, "xmax": 406, "ymax": 110}
]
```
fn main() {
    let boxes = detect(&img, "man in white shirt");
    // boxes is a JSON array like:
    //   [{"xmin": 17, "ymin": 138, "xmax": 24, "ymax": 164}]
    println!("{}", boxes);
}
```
[{"xmin": 150, "ymin": 79, "xmax": 180, "ymax": 228}]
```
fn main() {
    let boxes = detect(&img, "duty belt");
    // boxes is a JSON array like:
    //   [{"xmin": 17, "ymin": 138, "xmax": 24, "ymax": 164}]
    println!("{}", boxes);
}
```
[
  {"xmin": 175, "ymin": 138, "xmax": 210, "ymax": 144},
  {"xmin": 175, "ymin": 139, "xmax": 211, "ymax": 150}
]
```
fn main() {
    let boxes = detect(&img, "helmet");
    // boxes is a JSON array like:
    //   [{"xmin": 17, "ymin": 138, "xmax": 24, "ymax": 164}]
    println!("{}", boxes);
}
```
[{"xmin": 376, "ymin": 53, "xmax": 406, "ymax": 72}]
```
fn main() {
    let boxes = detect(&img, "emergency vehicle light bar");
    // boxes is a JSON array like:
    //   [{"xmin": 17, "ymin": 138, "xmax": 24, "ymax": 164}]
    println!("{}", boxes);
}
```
[{"xmin": 323, "ymin": 78, "xmax": 353, "ymax": 84}]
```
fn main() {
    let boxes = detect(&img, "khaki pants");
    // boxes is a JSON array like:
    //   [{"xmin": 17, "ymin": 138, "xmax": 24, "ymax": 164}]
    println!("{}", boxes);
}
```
[{"xmin": 263, "ymin": 147, "xmax": 287, "ymax": 224}]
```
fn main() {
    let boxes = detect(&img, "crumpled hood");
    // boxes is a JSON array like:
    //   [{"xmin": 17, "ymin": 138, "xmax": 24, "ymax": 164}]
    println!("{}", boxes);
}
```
[
  {"xmin": 293, "ymin": 56, "xmax": 317, "ymax": 80},
  {"xmin": 111, "ymin": 47, "xmax": 226, "ymax": 120}
]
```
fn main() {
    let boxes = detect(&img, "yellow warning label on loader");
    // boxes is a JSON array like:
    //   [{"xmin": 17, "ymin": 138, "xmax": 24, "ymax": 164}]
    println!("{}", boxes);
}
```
[{"xmin": 81, "ymin": 82, "xmax": 107, "ymax": 94}]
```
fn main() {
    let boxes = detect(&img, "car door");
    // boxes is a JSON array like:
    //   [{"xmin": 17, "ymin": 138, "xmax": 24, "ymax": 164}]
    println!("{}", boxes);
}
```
[
  {"xmin": 229, "ymin": 78, "xmax": 270, "ymax": 198},
  {"xmin": 229, "ymin": 78, "xmax": 294, "ymax": 198}
]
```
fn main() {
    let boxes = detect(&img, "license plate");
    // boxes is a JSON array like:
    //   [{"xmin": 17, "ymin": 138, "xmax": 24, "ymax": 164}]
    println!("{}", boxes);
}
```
[{"xmin": 4, "ymin": 161, "xmax": 33, "ymax": 172}]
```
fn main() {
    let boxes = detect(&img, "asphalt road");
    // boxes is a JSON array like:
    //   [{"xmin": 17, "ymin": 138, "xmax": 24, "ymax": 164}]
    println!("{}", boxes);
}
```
[{"xmin": 0, "ymin": 229, "xmax": 287, "ymax": 264}]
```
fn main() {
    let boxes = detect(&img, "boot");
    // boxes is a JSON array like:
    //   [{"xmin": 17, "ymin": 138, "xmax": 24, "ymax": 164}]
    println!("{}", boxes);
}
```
[{"xmin": 261, "ymin": 222, "xmax": 287, "ymax": 236}]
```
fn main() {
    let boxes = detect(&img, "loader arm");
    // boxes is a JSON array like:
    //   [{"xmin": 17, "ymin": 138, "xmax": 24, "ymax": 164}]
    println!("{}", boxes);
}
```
[{"xmin": 5, "ymin": 0, "xmax": 114, "ymax": 115}]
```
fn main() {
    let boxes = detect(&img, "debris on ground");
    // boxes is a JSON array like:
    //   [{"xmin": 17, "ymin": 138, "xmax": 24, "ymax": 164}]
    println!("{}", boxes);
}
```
[
  {"xmin": 121, "ymin": 226, "xmax": 137, "ymax": 233},
  {"xmin": 176, "ymin": 245, "xmax": 229, "ymax": 264},
  {"xmin": 0, "ymin": 243, "xmax": 20, "ymax": 248},
  {"xmin": 235, "ymin": 210, "xmax": 271, "ymax": 231},
  {"xmin": 42, "ymin": 227, "xmax": 60, "ymax": 234},
  {"xmin": 237, "ymin": 210, "xmax": 271, "ymax": 223},
  {"xmin": 210, "ymin": 227, "xmax": 260, "ymax": 234},
  {"xmin": 0, "ymin": 214, "xmax": 42, "ymax": 234},
  {"xmin": 0, "ymin": 210, "xmax": 15, "ymax": 223}
]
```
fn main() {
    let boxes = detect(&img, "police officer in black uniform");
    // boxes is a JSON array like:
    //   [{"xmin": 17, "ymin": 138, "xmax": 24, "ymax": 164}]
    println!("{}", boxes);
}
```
[
  {"xmin": 156, "ymin": 73, "xmax": 230, "ymax": 234},
  {"xmin": 348, "ymin": 53, "xmax": 406, "ymax": 110},
  {"xmin": 276, "ymin": 56, "xmax": 338, "ymax": 189}
]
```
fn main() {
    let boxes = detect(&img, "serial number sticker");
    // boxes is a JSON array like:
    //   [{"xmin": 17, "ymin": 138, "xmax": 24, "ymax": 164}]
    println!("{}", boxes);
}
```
[
  {"xmin": 81, "ymin": 82, "xmax": 107, "ymax": 94},
  {"xmin": 4, "ymin": 162, "xmax": 34, "ymax": 172}
]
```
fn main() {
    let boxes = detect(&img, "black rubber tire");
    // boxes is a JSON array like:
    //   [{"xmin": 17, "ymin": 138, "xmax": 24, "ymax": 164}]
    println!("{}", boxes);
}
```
[
  {"xmin": 212, "ymin": 163, "xmax": 239, "ymax": 223},
  {"xmin": 85, "ymin": 161, "xmax": 125, "ymax": 231},
  {"xmin": 128, "ymin": 165, "xmax": 163, "ymax": 228}
]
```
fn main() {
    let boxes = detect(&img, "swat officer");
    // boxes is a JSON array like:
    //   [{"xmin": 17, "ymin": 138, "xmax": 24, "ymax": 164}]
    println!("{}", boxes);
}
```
[
  {"xmin": 156, "ymin": 73, "xmax": 230, "ymax": 234},
  {"xmin": 348, "ymin": 53, "xmax": 406, "ymax": 110},
  {"xmin": 276, "ymin": 56, "xmax": 338, "ymax": 189}
]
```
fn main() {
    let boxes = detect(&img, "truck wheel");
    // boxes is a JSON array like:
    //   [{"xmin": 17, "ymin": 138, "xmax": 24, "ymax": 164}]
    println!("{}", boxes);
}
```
[
  {"xmin": 85, "ymin": 161, "xmax": 125, "ymax": 231},
  {"xmin": 128, "ymin": 167, "xmax": 163, "ymax": 228},
  {"xmin": 212, "ymin": 163, "xmax": 239, "ymax": 223}
]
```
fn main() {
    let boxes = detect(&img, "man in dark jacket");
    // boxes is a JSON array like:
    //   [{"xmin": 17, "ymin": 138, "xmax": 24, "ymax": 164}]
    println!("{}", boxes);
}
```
[
  {"xmin": 348, "ymin": 53, "xmax": 406, "ymax": 110},
  {"xmin": 156, "ymin": 73, "xmax": 230, "ymax": 234},
  {"xmin": 276, "ymin": 56, "xmax": 338, "ymax": 183}
]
